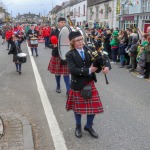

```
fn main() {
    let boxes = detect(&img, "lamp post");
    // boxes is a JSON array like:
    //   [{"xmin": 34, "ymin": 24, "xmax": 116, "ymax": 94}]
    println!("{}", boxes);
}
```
[{"xmin": 6, "ymin": 3, "xmax": 14, "ymax": 22}]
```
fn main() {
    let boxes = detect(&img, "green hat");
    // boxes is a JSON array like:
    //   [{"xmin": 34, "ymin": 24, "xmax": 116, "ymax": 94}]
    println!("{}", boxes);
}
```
[{"xmin": 112, "ymin": 30, "xmax": 118, "ymax": 36}]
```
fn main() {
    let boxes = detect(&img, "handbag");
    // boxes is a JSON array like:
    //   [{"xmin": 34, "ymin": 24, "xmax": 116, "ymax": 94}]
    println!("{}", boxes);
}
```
[
  {"xmin": 60, "ymin": 59, "xmax": 67, "ymax": 65},
  {"xmin": 81, "ymin": 85, "xmax": 92, "ymax": 99}
]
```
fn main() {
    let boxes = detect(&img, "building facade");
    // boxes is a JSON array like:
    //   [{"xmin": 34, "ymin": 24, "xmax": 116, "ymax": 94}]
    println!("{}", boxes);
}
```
[
  {"xmin": 87, "ymin": 0, "xmax": 115, "ymax": 29},
  {"xmin": 69, "ymin": 0, "xmax": 87, "ymax": 26},
  {"xmin": 119, "ymin": 0, "xmax": 150, "ymax": 31}
]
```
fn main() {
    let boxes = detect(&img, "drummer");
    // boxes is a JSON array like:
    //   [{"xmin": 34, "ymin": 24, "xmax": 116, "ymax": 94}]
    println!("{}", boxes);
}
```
[
  {"xmin": 27, "ymin": 25, "xmax": 39, "ymax": 56},
  {"xmin": 8, "ymin": 34, "xmax": 23, "ymax": 74},
  {"xmin": 48, "ymin": 17, "xmax": 70, "ymax": 95}
]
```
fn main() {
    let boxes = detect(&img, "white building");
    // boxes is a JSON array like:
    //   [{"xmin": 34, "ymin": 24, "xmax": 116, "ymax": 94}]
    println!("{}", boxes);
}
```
[
  {"xmin": 87, "ymin": 0, "xmax": 117, "ymax": 29},
  {"xmin": 70, "ymin": 0, "xmax": 87, "ymax": 26}
]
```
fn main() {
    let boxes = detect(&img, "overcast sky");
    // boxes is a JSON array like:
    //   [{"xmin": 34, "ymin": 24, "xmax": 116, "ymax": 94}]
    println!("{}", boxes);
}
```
[{"xmin": 1, "ymin": 0, "xmax": 65, "ymax": 17}]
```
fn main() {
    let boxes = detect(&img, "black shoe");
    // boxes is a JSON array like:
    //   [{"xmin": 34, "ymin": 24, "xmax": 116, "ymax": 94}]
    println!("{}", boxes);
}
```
[
  {"xmin": 127, "ymin": 65, "xmax": 131, "ymax": 69},
  {"xmin": 19, "ymin": 71, "xmax": 22, "ymax": 75},
  {"xmin": 75, "ymin": 126, "xmax": 82, "ymax": 138},
  {"xmin": 84, "ymin": 126, "xmax": 98, "ymax": 138},
  {"xmin": 7, "ymin": 48, "xmax": 9, "ymax": 50},
  {"xmin": 129, "ymin": 69, "xmax": 134, "ymax": 72},
  {"xmin": 36, "ymin": 54, "xmax": 38, "ymax": 57},
  {"xmin": 56, "ymin": 88, "xmax": 61, "ymax": 93},
  {"xmin": 144, "ymin": 76, "xmax": 149, "ymax": 79}
]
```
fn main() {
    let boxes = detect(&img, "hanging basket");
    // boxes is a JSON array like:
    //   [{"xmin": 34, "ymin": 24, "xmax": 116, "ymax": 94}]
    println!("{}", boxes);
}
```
[
  {"xmin": 100, "ymin": 9, "xmax": 103, "ymax": 14},
  {"xmin": 108, "ymin": 7, "xmax": 112, "ymax": 12}
]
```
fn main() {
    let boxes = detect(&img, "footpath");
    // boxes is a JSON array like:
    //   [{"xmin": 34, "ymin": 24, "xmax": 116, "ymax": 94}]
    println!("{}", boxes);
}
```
[{"xmin": 0, "ymin": 111, "xmax": 34, "ymax": 150}]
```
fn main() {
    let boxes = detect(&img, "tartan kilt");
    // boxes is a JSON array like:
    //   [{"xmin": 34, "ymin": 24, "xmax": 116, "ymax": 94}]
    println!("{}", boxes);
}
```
[
  {"xmin": 66, "ymin": 81, "xmax": 104, "ymax": 114},
  {"xmin": 28, "ymin": 40, "xmax": 38, "ymax": 48},
  {"xmin": 48, "ymin": 56, "xmax": 70, "ymax": 75}
]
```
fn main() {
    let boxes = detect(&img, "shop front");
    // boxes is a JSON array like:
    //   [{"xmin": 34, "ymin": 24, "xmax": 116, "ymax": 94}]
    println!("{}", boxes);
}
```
[
  {"xmin": 138, "ymin": 14, "xmax": 150, "ymax": 33},
  {"xmin": 120, "ymin": 15, "xmax": 138, "ymax": 30}
]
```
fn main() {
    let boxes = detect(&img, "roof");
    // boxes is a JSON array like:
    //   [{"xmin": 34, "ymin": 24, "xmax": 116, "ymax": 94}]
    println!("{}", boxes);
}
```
[{"xmin": 87, "ymin": 0, "xmax": 111, "ymax": 7}]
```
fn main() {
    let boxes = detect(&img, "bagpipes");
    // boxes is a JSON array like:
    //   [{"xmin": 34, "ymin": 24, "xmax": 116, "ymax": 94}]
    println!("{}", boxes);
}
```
[{"xmin": 84, "ymin": 44, "xmax": 111, "ymax": 84}]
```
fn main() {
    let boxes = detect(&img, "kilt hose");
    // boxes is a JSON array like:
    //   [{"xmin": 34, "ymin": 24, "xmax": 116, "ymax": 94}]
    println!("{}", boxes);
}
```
[
  {"xmin": 66, "ymin": 81, "xmax": 104, "ymax": 114},
  {"xmin": 48, "ymin": 56, "xmax": 70, "ymax": 75}
]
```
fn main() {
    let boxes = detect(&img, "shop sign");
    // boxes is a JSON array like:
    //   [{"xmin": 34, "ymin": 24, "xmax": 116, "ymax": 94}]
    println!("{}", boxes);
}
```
[
  {"xmin": 122, "ymin": 16, "xmax": 134, "ymax": 21},
  {"xmin": 116, "ymin": 0, "xmax": 121, "ymax": 14}
]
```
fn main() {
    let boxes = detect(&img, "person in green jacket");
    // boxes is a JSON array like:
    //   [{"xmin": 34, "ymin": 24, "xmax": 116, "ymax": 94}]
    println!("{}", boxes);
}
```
[{"xmin": 110, "ymin": 31, "xmax": 119, "ymax": 63}]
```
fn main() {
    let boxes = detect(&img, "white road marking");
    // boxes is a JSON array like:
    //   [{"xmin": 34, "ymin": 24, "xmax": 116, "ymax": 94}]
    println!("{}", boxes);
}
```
[{"xmin": 26, "ymin": 43, "xmax": 67, "ymax": 150}]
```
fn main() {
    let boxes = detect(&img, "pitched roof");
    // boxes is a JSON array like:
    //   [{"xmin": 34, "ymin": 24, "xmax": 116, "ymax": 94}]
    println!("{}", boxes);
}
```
[{"xmin": 87, "ymin": 0, "xmax": 110, "ymax": 7}]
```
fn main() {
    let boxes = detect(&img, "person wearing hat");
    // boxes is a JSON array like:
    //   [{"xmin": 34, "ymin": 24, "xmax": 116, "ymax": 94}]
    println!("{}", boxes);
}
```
[
  {"xmin": 110, "ymin": 30, "xmax": 119, "ymax": 63},
  {"xmin": 65, "ymin": 31, "xmax": 109, "ymax": 138},
  {"xmin": 27, "ymin": 25, "xmax": 39, "ymax": 56},
  {"xmin": 48, "ymin": 17, "xmax": 70, "ymax": 95}
]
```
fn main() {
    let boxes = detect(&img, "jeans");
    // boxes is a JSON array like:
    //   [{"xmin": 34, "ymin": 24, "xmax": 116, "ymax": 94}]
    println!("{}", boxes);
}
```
[
  {"xmin": 111, "ymin": 48, "xmax": 118, "ymax": 62},
  {"xmin": 44, "ymin": 36, "xmax": 50, "ymax": 47},
  {"xmin": 120, "ymin": 55, "xmax": 125, "ymax": 66}
]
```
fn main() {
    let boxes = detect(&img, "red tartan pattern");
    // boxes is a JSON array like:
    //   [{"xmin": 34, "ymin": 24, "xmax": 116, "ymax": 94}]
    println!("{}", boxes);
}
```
[
  {"xmin": 48, "ymin": 56, "xmax": 70, "ymax": 75},
  {"xmin": 28, "ymin": 40, "xmax": 38, "ymax": 48},
  {"xmin": 66, "ymin": 81, "xmax": 104, "ymax": 114}
]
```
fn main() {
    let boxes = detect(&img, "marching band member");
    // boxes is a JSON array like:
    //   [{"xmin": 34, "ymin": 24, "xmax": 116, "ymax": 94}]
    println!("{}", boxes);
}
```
[
  {"xmin": 8, "ymin": 34, "xmax": 24, "ymax": 74},
  {"xmin": 27, "ymin": 25, "xmax": 39, "ymax": 56},
  {"xmin": 48, "ymin": 17, "xmax": 70, "ymax": 95},
  {"xmin": 65, "ymin": 31, "xmax": 109, "ymax": 138}
]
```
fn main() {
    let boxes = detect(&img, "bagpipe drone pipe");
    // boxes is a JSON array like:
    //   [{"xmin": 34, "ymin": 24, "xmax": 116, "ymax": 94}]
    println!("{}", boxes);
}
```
[{"xmin": 84, "ymin": 44, "xmax": 111, "ymax": 84}]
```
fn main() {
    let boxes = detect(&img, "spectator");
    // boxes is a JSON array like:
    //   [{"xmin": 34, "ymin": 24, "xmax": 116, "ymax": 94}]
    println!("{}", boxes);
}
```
[
  {"xmin": 128, "ymin": 37, "xmax": 139, "ymax": 72},
  {"xmin": 110, "ymin": 30, "xmax": 119, "ymax": 63},
  {"xmin": 144, "ymin": 36, "xmax": 150, "ymax": 79}
]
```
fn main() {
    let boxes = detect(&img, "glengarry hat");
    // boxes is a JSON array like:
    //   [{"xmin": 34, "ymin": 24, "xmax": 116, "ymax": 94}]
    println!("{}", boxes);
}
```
[
  {"xmin": 69, "ymin": 31, "xmax": 82, "ymax": 41},
  {"xmin": 58, "ymin": 17, "xmax": 66, "ymax": 22}
]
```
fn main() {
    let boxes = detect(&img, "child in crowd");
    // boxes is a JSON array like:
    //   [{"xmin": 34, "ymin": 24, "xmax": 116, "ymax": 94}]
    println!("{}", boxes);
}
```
[{"xmin": 136, "ymin": 47, "xmax": 146, "ymax": 78}]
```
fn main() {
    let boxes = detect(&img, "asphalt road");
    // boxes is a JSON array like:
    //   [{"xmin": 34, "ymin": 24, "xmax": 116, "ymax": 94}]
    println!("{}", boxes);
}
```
[{"xmin": 0, "ymin": 39, "xmax": 150, "ymax": 150}]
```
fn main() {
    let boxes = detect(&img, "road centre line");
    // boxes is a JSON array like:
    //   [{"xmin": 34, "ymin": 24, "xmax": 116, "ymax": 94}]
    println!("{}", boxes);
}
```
[{"xmin": 26, "ymin": 42, "xmax": 67, "ymax": 150}]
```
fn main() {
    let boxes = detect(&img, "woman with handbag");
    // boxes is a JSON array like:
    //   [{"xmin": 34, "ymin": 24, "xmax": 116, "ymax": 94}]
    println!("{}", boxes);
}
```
[{"xmin": 65, "ymin": 31, "xmax": 109, "ymax": 138}]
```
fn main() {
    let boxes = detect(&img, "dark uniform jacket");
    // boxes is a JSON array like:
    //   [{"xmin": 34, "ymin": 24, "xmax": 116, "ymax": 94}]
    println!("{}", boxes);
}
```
[
  {"xmin": 66, "ymin": 46, "xmax": 97, "ymax": 91},
  {"xmin": 27, "ymin": 29, "xmax": 38, "ymax": 40},
  {"xmin": 50, "ymin": 28, "xmax": 60, "ymax": 57}
]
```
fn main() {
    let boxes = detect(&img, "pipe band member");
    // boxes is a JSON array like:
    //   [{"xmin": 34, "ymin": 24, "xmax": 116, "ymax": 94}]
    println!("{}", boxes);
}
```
[
  {"xmin": 48, "ymin": 17, "xmax": 70, "ymax": 95},
  {"xmin": 8, "ymin": 34, "xmax": 24, "ymax": 74},
  {"xmin": 65, "ymin": 31, "xmax": 109, "ymax": 138},
  {"xmin": 27, "ymin": 24, "xmax": 39, "ymax": 57}
]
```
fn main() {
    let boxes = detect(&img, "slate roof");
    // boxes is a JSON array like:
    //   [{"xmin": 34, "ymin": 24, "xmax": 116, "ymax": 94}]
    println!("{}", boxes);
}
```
[{"xmin": 87, "ymin": 0, "xmax": 111, "ymax": 7}]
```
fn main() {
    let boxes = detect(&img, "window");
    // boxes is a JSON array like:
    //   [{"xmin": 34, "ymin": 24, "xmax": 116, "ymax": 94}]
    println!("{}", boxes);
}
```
[
  {"xmin": 121, "ymin": 4, "xmax": 129, "ymax": 15},
  {"xmin": 74, "ymin": 8, "xmax": 76, "ymax": 18},
  {"xmin": 141, "ymin": 0, "xmax": 150, "ymax": 12},
  {"xmin": 78, "ymin": 6, "xmax": 80, "ymax": 17},
  {"xmin": 90, "ymin": 8, "xmax": 93, "ymax": 20},
  {"xmin": 83, "ymin": 4, "xmax": 85, "ymax": 16},
  {"xmin": 96, "ymin": 6, "xmax": 99, "ymax": 19},
  {"xmin": 105, "ymin": 3, "xmax": 109, "ymax": 19}
]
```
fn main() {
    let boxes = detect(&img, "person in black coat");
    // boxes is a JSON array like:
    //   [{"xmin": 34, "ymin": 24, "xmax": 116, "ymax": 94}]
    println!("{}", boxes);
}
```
[
  {"xmin": 27, "ymin": 25, "xmax": 39, "ymax": 56},
  {"xmin": 65, "ymin": 31, "xmax": 109, "ymax": 139},
  {"xmin": 8, "ymin": 34, "xmax": 24, "ymax": 74},
  {"xmin": 103, "ymin": 30, "xmax": 112, "ymax": 58}
]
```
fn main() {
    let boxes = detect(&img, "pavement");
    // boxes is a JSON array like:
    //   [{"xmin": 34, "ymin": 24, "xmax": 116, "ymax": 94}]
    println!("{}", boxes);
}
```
[{"xmin": 0, "ymin": 111, "xmax": 34, "ymax": 150}]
